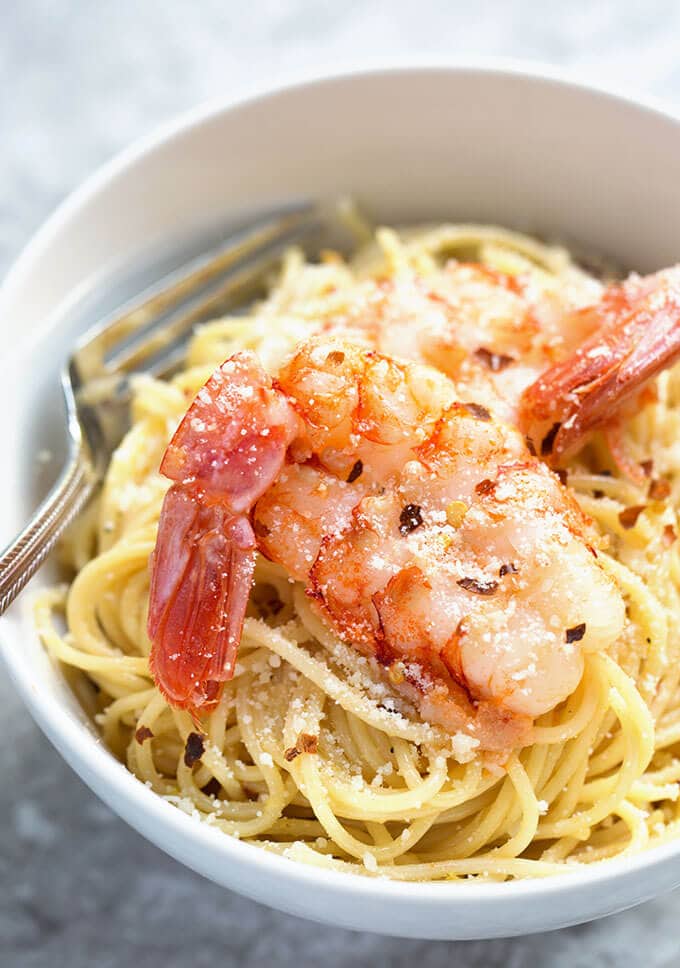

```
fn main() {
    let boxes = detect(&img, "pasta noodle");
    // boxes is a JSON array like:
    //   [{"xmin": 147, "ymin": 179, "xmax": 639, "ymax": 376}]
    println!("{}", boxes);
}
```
[{"xmin": 35, "ymin": 222, "xmax": 680, "ymax": 880}]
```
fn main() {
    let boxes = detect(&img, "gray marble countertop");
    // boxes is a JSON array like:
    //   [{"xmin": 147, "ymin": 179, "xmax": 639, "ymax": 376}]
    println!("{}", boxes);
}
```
[{"xmin": 4, "ymin": 2, "xmax": 680, "ymax": 965}]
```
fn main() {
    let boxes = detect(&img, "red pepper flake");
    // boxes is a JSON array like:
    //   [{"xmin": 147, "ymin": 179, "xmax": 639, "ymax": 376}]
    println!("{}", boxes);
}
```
[
  {"xmin": 135, "ymin": 725, "xmax": 153, "ymax": 744},
  {"xmin": 475, "ymin": 478, "xmax": 496, "ymax": 497},
  {"xmin": 184, "ymin": 731, "xmax": 205, "ymax": 767},
  {"xmin": 326, "ymin": 349, "xmax": 346, "ymax": 365},
  {"xmin": 525, "ymin": 436, "xmax": 537, "ymax": 456},
  {"xmin": 663, "ymin": 524, "xmax": 677, "ymax": 547},
  {"xmin": 618, "ymin": 505, "xmax": 646, "ymax": 529},
  {"xmin": 284, "ymin": 732, "xmax": 319, "ymax": 762},
  {"xmin": 640, "ymin": 459, "xmax": 654, "ymax": 478},
  {"xmin": 347, "ymin": 459, "xmax": 363, "ymax": 483},
  {"xmin": 457, "ymin": 577, "xmax": 499, "ymax": 596},
  {"xmin": 463, "ymin": 402, "xmax": 492, "ymax": 422},
  {"xmin": 474, "ymin": 347, "xmax": 515, "ymax": 372},
  {"xmin": 399, "ymin": 503, "xmax": 423, "ymax": 535},
  {"xmin": 593, "ymin": 489, "xmax": 605, "ymax": 499},
  {"xmin": 648, "ymin": 478, "xmax": 671, "ymax": 501},
  {"xmin": 499, "ymin": 562, "xmax": 518, "ymax": 577},
  {"xmin": 298, "ymin": 733, "xmax": 318, "ymax": 753},
  {"xmin": 565, "ymin": 623, "xmax": 586, "ymax": 644},
  {"xmin": 541, "ymin": 422, "xmax": 561, "ymax": 456}
]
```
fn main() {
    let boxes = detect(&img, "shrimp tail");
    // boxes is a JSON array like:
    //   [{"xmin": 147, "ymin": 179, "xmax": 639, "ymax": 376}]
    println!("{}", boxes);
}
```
[
  {"xmin": 160, "ymin": 352, "xmax": 302, "ymax": 512},
  {"xmin": 519, "ymin": 268, "xmax": 680, "ymax": 467},
  {"xmin": 148, "ymin": 486, "xmax": 256, "ymax": 710},
  {"xmin": 147, "ymin": 351, "xmax": 302, "ymax": 711}
]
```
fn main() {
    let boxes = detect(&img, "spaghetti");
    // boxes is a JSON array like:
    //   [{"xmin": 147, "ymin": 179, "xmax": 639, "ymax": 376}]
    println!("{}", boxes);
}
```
[{"xmin": 36, "ymin": 223, "xmax": 680, "ymax": 880}]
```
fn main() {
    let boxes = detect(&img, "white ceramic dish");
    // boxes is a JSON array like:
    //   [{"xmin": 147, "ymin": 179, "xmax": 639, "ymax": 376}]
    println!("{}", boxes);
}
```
[{"xmin": 3, "ymin": 62, "xmax": 680, "ymax": 940}]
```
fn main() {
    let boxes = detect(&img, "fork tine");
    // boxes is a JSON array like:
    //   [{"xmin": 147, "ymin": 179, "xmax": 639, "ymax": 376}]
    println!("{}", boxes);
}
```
[
  {"xmin": 147, "ymin": 342, "xmax": 195, "ymax": 381},
  {"xmin": 107, "ymin": 228, "xmax": 302, "ymax": 375},
  {"xmin": 73, "ymin": 201, "xmax": 320, "ymax": 382}
]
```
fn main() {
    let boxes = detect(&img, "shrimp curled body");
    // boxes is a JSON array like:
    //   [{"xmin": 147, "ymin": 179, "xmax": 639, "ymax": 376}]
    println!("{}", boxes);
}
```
[
  {"xmin": 335, "ymin": 261, "xmax": 680, "ymax": 481},
  {"xmin": 148, "ymin": 335, "xmax": 625, "ymax": 751}
]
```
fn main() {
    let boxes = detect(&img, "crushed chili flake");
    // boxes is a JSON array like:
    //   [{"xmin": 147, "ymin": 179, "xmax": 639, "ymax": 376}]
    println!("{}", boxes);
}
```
[
  {"xmin": 463, "ymin": 402, "xmax": 492, "ymax": 422},
  {"xmin": 618, "ymin": 505, "xmax": 646, "ymax": 529},
  {"xmin": 399, "ymin": 503, "xmax": 423, "ymax": 535},
  {"xmin": 640, "ymin": 459, "xmax": 654, "ymax": 478},
  {"xmin": 184, "ymin": 731, "xmax": 205, "ymax": 767},
  {"xmin": 525, "ymin": 436, "xmax": 537, "ymax": 456},
  {"xmin": 457, "ymin": 576, "xmax": 499, "ymax": 596},
  {"xmin": 284, "ymin": 732, "xmax": 319, "ymax": 762},
  {"xmin": 135, "ymin": 725, "xmax": 153, "ymax": 744},
  {"xmin": 499, "ymin": 562, "xmax": 518, "ymax": 577},
  {"xmin": 663, "ymin": 524, "xmax": 677, "ymax": 547},
  {"xmin": 565, "ymin": 623, "xmax": 586, "ymax": 644},
  {"xmin": 541, "ymin": 422, "xmax": 561, "ymax": 456},
  {"xmin": 474, "ymin": 347, "xmax": 515, "ymax": 372},
  {"xmin": 649, "ymin": 478, "xmax": 671, "ymax": 501},
  {"xmin": 298, "ymin": 733, "xmax": 318, "ymax": 753},
  {"xmin": 475, "ymin": 478, "xmax": 496, "ymax": 497},
  {"xmin": 347, "ymin": 459, "xmax": 363, "ymax": 483},
  {"xmin": 326, "ymin": 349, "xmax": 345, "ymax": 364},
  {"xmin": 593, "ymin": 489, "xmax": 605, "ymax": 499}
]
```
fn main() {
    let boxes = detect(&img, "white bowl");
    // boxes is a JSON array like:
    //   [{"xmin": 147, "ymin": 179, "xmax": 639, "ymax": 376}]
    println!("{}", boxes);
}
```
[{"xmin": 3, "ymin": 61, "xmax": 680, "ymax": 940}]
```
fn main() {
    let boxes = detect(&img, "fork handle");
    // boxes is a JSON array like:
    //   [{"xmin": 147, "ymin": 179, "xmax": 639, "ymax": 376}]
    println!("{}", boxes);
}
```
[{"xmin": 0, "ymin": 449, "xmax": 96, "ymax": 615}]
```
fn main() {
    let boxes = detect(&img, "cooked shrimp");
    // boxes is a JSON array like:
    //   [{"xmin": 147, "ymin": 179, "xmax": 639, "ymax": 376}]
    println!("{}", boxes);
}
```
[
  {"xmin": 147, "ymin": 353, "xmax": 302, "ymax": 708},
  {"xmin": 321, "ymin": 262, "xmax": 596, "ymax": 425},
  {"xmin": 519, "ymin": 267, "xmax": 680, "ymax": 475},
  {"xmin": 148, "ymin": 335, "xmax": 625, "ymax": 751},
  {"xmin": 324, "ymin": 260, "xmax": 680, "ymax": 481},
  {"xmin": 344, "ymin": 260, "xmax": 680, "ymax": 478}
]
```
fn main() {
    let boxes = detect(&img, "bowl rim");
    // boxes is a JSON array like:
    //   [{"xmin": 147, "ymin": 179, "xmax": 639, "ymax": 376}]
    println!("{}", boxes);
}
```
[{"xmin": 3, "ymin": 55, "xmax": 680, "ymax": 909}]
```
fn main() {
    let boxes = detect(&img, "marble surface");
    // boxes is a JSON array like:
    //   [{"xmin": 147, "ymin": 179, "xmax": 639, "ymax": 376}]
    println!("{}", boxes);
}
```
[{"xmin": 4, "ymin": 2, "xmax": 680, "ymax": 964}]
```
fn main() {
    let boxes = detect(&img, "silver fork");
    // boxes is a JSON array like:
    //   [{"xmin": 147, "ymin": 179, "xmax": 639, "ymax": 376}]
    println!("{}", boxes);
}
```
[{"xmin": 0, "ymin": 201, "xmax": 321, "ymax": 614}]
